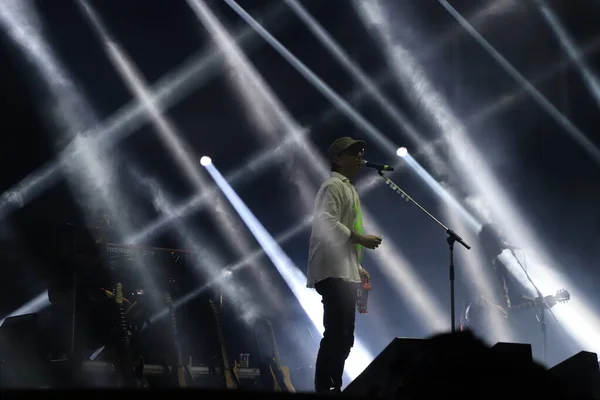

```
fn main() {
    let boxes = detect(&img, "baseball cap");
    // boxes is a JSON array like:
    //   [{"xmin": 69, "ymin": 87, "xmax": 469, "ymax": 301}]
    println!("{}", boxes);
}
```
[{"xmin": 328, "ymin": 137, "xmax": 366, "ymax": 159}]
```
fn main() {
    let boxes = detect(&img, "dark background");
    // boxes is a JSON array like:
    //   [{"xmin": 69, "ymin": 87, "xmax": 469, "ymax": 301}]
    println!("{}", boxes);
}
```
[{"xmin": 0, "ymin": 0, "xmax": 599, "ymax": 389}]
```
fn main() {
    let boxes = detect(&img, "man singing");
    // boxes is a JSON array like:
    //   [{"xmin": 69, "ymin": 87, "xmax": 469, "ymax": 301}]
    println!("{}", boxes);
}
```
[{"xmin": 307, "ymin": 137, "xmax": 382, "ymax": 393}]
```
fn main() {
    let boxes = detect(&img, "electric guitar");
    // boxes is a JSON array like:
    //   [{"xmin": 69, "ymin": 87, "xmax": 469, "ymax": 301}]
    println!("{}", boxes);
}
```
[
  {"xmin": 262, "ymin": 319, "xmax": 295, "ymax": 392},
  {"xmin": 164, "ymin": 291, "xmax": 192, "ymax": 388},
  {"xmin": 464, "ymin": 289, "xmax": 570, "ymax": 327},
  {"xmin": 209, "ymin": 299, "xmax": 240, "ymax": 389}
]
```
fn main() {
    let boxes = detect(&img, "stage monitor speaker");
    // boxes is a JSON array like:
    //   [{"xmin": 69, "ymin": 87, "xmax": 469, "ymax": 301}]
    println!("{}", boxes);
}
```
[
  {"xmin": 0, "ymin": 313, "xmax": 39, "ymax": 359},
  {"xmin": 549, "ymin": 351, "xmax": 600, "ymax": 399},
  {"xmin": 0, "ymin": 313, "xmax": 48, "ymax": 388},
  {"xmin": 343, "ymin": 337, "xmax": 427, "ymax": 397}
]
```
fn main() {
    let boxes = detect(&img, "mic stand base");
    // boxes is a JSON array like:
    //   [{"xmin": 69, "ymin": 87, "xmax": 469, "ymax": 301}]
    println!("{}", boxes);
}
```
[
  {"xmin": 508, "ymin": 249, "xmax": 555, "ymax": 366},
  {"xmin": 538, "ymin": 302, "xmax": 548, "ymax": 366}
]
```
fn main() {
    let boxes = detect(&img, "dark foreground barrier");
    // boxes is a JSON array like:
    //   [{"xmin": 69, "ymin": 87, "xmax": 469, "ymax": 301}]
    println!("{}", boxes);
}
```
[{"xmin": 549, "ymin": 350, "xmax": 600, "ymax": 399}]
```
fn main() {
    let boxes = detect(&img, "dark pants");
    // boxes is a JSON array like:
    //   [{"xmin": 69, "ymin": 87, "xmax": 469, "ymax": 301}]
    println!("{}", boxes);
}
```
[{"xmin": 314, "ymin": 278, "xmax": 358, "ymax": 392}]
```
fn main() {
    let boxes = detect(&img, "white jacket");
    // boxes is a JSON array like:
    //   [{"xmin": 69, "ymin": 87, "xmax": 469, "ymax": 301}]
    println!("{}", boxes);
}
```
[{"xmin": 307, "ymin": 172, "xmax": 364, "ymax": 288}]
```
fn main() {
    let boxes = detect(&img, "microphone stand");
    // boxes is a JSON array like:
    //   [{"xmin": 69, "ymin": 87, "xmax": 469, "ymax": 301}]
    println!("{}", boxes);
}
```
[
  {"xmin": 377, "ymin": 171, "xmax": 470, "ymax": 333},
  {"xmin": 509, "ymin": 249, "xmax": 557, "ymax": 366}
]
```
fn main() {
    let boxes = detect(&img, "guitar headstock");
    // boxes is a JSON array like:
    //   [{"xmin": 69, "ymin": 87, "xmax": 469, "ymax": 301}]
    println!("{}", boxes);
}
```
[
  {"xmin": 165, "ymin": 291, "xmax": 173, "ymax": 307},
  {"xmin": 554, "ymin": 289, "xmax": 570, "ymax": 303},
  {"xmin": 115, "ymin": 282, "xmax": 124, "ymax": 306}
]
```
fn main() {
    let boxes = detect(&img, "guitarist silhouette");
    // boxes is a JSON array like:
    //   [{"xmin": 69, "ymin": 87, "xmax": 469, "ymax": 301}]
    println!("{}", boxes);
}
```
[
  {"xmin": 462, "ymin": 224, "xmax": 530, "ymax": 337},
  {"xmin": 462, "ymin": 224, "xmax": 571, "ymax": 342}
]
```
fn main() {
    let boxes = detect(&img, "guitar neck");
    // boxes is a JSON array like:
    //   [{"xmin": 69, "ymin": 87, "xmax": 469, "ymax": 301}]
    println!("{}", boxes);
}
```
[
  {"xmin": 215, "ymin": 318, "xmax": 231, "ymax": 367},
  {"xmin": 511, "ymin": 295, "xmax": 559, "ymax": 311},
  {"xmin": 115, "ymin": 285, "xmax": 129, "ymax": 346},
  {"xmin": 165, "ymin": 291, "xmax": 188, "ymax": 388},
  {"xmin": 115, "ymin": 283, "xmax": 135, "ymax": 388},
  {"xmin": 209, "ymin": 300, "xmax": 239, "ymax": 389},
  {"xmin": 169, "ymin": 306, "xmax": 184, "ymax": 366},
  {"xmin": 120, "ymin": 308, "xmax": 129, "ymax": 344},
  {"xmin": 266, "ymin": 320, "xmax": 281, "ymax": 365},
  {"xmin": 512, "ymin": 301, "xmax": 538, "ymax": 310}
]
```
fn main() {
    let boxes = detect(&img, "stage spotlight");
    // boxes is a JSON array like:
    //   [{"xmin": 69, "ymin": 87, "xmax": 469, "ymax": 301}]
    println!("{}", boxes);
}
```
[
  {"xmin": 200, "ymin": 156, "xmax": 212, "ymax": 166},
  {"xmin": 397, "ymin": 147, "xmax": 408, "ymax": 157}
]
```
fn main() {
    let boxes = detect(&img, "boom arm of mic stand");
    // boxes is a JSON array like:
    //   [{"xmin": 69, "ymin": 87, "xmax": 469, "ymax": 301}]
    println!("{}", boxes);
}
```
[
  {"xmin": 377, "ymin": 171, "xmax": 471, "ymax": 250},
  {"xmin": 377, "ymin": 171, "xmax": 470, "ymax": 333}
]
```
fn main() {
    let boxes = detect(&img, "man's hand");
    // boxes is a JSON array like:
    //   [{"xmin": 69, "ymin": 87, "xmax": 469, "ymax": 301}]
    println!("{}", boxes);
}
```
[{"xmin": 359, "ymin": 234, "xmax": 382, "ymax": 249}]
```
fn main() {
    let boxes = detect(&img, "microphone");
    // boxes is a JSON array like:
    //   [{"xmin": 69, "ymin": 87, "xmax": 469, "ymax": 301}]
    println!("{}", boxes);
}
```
[{"xmin": 361, "ymin": 160, "xmax": 394, "ymax": 171}]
